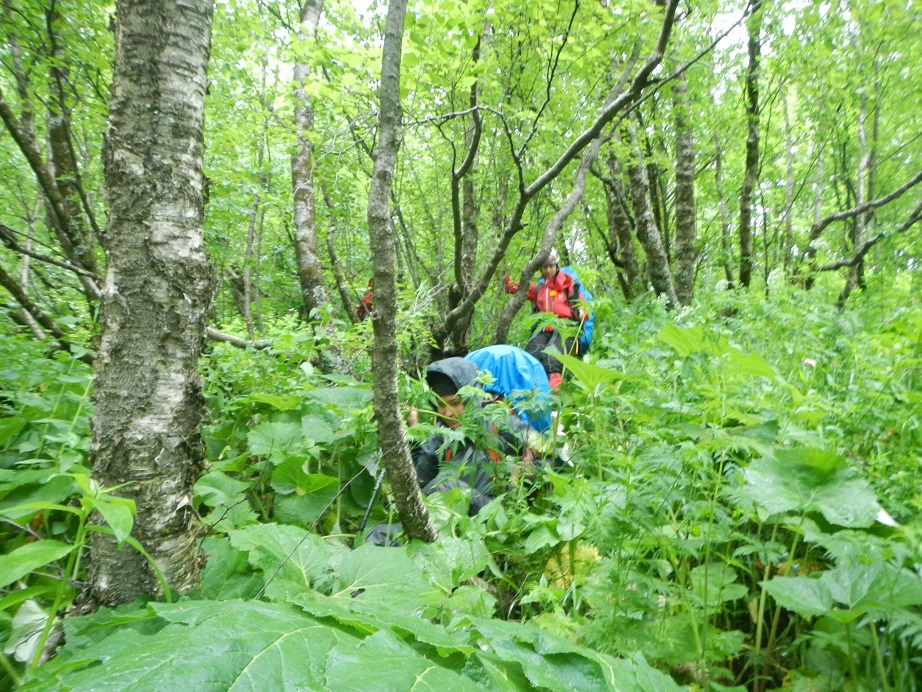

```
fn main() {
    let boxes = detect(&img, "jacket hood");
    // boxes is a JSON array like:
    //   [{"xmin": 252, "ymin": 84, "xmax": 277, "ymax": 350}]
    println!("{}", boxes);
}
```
[{"xmin": 426, "ymin": 357, "xmax": 479, "ymax": 394}]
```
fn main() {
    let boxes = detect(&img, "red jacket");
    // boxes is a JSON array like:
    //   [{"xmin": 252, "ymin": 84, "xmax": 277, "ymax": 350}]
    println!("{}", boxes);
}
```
[{"xmin": 506, "ymin": 270, "xmax": 584, "ymax": 321}]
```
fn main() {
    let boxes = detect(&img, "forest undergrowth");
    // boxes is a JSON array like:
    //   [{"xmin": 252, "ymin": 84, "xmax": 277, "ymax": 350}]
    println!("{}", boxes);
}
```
[{"xmin": 1, "ymin": 278, "xmax": 920, "ymax": 690}]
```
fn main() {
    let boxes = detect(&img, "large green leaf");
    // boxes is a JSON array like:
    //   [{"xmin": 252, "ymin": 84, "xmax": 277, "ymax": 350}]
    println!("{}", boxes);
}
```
[
  {"xmin": 549, "ymin": 352, "xmax": 622, "ymax": 393},
  {"xmin": 199, "ymin": 537, "xmax": 262, "ymax": 601},
  {"xmin": 762, "ymin": 575, "xmax": 834, "ymax": 617},
  {"xmin": 228, "ymin": 523, "xmax": 334, "ymax": 600},
  {"xmin": 763, "ymin": 562, "xmax": 922, "ymax": 621},
  {"xmin": 246, "ymin": 421, "xmax": 305, "ymax": 461},
  {"xmin": 0, "ymin": 540, "xmax": 75, "ymax": 589},
  {"xmin": 23, "ymin": 601, "xmax": 356, "ymax": 691},
  {"xmin": 325, "ymin": 629, "xmax": 480, "ymax": 691},
  {"xmin": 307, "ymin": 385, "xmax": 372, "ymax": 412},
  {"xmin": 300, "ymin": 412, "xmax": 336, "ymax": 444},
  {"xmin": 293, "ymin": 591, "xmax": 472, "ymax": 653},
  {"xmin": 247, "ymin": 392, "xmax": 302, "ymax": 411},
  {"xmin": 331, "ymin": 544, "xmax": 434, "ymax": 614},
  {"xmin": 466, "ymin": 617, "xmax": 681, "ymax": 691},
  {"xmin": 658, "ymin": 323, "xmax": 704, "ymax": 356},
  {"xmin": 741, "ymin": 447, "xmax": 881, "ymax": 527},
  {"xmin": 195, "ymin": 471, "xmax": 250, "ymax": 508}
]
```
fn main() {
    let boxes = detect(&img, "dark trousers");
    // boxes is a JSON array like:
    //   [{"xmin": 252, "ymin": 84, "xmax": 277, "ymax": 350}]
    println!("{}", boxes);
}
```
[{"xmin": 525, "ymin": 328, "xmax": 575, "ymax": 376}]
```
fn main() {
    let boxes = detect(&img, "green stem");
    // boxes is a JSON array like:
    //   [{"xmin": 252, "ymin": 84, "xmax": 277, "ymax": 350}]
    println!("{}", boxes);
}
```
[
  {"xmin": 753, "ymin": 522, "xmax": 780, "ymax": 669},
  {"xmin": 869, "ymin": 620, "xmax": 890, "ymax": 692},
  {"xmin": 31, "ymin": 510, "xmax": 88, "ymax": 669},
  {"xmin": 762, "ymin": 528, "xmax": 802, "ymax": 682},
  {"xmin": 845, "ymin": 622, "xmax": 859, "ymax": 687},
  {"xmin": 0, "ymin": 651, "xmax": 23, "ymax": 687}
]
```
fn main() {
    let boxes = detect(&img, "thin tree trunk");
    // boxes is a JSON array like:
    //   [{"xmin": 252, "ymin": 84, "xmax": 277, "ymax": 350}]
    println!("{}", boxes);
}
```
[
  {"xmin": 782, "ymin": 84, "xmax": 795, "ymax": 272},
  {"xmin": 89, "ymin": 0, "xmax": 215, "ymax": 607},
  {"xmin": 366, "ymin": 0, "xmax": 437, "ymax": 543},
  {"xmin": 839, "ymin": 96, "xmax": 870, "ymax": 304},
  {"xmin": 672, "ymin": 70, "xmax": 697, "ymax": 305},
  {"xmin": 601, "ymin": 152, "xmax": 642, "ymax": 298},
  {"xmin": 714, "ymin": 132, "xmax": 735, "ymax": 285},
  {"xmin": 738, "ymin": 0, "xmax": 761, "ymax": 288},
  {"xmin": 625, "ymin": 117, "xmax": 679, "ymax": 306},
  {"xmin": 291, "ymin": 0, "xmax": 330, "ymax": 319},
  {"xmin": 322, "ymin": 183, "xmax": 359, "ymax": 323}
]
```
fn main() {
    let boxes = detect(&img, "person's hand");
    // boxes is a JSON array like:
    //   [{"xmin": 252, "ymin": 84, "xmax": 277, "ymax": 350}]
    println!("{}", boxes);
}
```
[
  {"xmin": 406, "ymin": 409, "xmax": 419, "ymax": 427},
  {"xmin": 503, "ymin": 267, "xmax": 519, "ymax": 293}
]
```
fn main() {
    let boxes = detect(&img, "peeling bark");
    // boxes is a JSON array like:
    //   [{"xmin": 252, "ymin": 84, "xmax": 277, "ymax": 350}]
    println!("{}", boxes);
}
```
[
  {"xmin": 291, "ymin": 0, "xmax": 330, "ymax": 320},
  {"xmin": 89, "ymin": 0, "xmax": 215, "ymax": 606}
]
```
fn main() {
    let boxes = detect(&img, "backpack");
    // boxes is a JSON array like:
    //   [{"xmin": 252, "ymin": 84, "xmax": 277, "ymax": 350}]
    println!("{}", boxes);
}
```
[{"xmin": 559, "ymin": 267, "xmax": 594, "ymax": 353}]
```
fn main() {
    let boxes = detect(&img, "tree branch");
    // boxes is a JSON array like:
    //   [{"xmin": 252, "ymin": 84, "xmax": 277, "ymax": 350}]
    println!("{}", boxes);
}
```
[{"xmin": 815, "ymin": 199, "xmax": 922, "ymax": 272}]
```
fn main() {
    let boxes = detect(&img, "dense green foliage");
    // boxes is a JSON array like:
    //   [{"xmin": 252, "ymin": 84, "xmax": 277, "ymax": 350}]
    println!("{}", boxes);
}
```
[
  {"xmin": 3, "ymin": 280, "xmax": 920, "ymax": 689},
  {"xmin": 2, "ymin": 0, "xmax": 921, "ymax": 688}
]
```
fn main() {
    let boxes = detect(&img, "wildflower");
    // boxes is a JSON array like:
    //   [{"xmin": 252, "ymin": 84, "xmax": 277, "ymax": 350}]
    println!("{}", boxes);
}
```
[{"xmin": 803, "ymin": 358, "xmax": 817, "ymax": 368}]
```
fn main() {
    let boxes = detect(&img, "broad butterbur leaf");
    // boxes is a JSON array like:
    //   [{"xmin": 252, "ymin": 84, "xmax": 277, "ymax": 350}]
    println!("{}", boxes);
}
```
[
  {"xmin": 659, "ymin": 323, "xmax": 704, "ymax": 356},
  {"xmin": 325, "ymin": 629, "xmax": 479, "ymax": 691},
  {"xmin": 741, "ymin": 447, "xmax": 881, "ymax": 527},
  {"xmin": 331, "ymin": 544, "xmax": 433, "ymax": 615},
  {"xmin": 228, "ymin": 522, "xmax": 334, "ymax": 599},
  {"xmin": 23, "ymin": 600, "xmax": 354, "ymax": 691}
]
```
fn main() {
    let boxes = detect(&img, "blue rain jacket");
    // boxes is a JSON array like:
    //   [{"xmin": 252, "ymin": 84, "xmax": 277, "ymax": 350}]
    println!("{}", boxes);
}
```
[{"xmin": 466, "ymin": 345, "xmax": 552, "ymax": 432}]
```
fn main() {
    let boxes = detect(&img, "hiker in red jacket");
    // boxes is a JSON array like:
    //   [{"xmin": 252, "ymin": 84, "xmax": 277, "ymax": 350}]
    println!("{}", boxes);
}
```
[
  {"xmin": 356, "ymin": 279, "xmax": 374, "ymax": 321},
  {"xmin": 505, "ymin": 248, "xmax": 594, "ymax": 389}
]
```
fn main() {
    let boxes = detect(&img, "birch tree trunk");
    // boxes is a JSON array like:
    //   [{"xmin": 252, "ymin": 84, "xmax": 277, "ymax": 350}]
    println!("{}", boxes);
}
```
[
  {"xmin": 89, "ymin": 0, "xmax": 215, "ymax": 606},
  {"xmin": 625, "ymin": 117, "xmax": 679, "ymax": 306},
  {"xmin": 738, "ymin": 0, "xmax": 761, "ymax": 288},
  {"xmin": 291, "ymin": 0, "xmax": 330, "ymax": 319},
  {"xmin": 672, "ymin": 71, "xmax": 697, "ymax": 305},
  {"xmin": 367, "ymin": 0, "xmax": 437, "ymax": 543}
]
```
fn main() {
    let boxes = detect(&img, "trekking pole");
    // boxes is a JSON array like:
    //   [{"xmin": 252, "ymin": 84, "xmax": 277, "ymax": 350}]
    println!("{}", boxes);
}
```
[{"xmin": 357, "ymin": 465, "xmax": 387, "ymax": 535}]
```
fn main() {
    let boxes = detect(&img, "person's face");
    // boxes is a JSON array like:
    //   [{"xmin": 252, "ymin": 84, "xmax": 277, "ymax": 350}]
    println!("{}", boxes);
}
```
[
  {"xmin": 435, "ymin": 393, "xmax": 465, "ymax": 428},
  {"xmin": 540, "ymin": 263, "xmax": 557, "ymax": 281}
]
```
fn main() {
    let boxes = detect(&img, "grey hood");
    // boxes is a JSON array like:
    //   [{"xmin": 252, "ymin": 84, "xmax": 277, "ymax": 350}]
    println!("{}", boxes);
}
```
[{"xmin": 426, "ymin": 357, "xmax": 479, "ymax": 394}]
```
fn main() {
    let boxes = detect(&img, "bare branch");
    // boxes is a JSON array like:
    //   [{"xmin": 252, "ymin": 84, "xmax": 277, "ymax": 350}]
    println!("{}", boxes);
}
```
[{"xmin": 815, "ymin": 200, "xmax": 922, "ymax": 272}]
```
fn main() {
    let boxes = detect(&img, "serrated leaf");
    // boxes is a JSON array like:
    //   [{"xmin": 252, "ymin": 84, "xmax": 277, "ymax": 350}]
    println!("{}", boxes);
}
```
[
  {"xmin": 762, "ymin": 575, "xmax": 833, "ymax": 617},
  {"xmin": 200, "ymin": 537, "xmax": 262, "ymax": 601},
  {"xmin": 548, "ymin": 352, "xmax": 622, "ymax": 393},
  {"xmin": 741, "ymin": 447, "xmax": 881, "ymax": 527},
  {"xmin": 228, "ymin": 523, "xmax": 334, "ymax": 600},
  {"xmin": 331, "ymin": 544, "xmax": 432, "ymax": 614},
  {"xmin": 194, "ymin": 471, "xmax": 250, "ymax": 508},
  {"xmin": 326, "ymin": 629, "xmax": 479, "ymax": 691},
  {"xmin": 293, "ymin": 591, "xmax": 472, "ymax": 653},
  {"xmin": 307, "ymin": 385, "xmax": 372, "ymax": 412},
  {"xmin": 246, "ymin": 421, "xmax": 304, "ymax": 460},
  {"xmin": 300, "ymin": 412, "xmax": 336, "ymax": 444},
  {"xmin": 0, "ymin": 540, "xmax": 75, "ymax": 589},
  {"xmin": 27, "ymin": 601, "xmax": 357, "ymax": 691}
]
